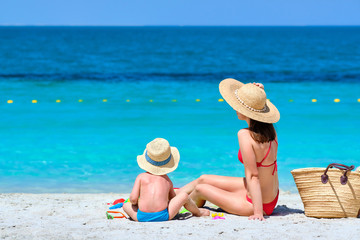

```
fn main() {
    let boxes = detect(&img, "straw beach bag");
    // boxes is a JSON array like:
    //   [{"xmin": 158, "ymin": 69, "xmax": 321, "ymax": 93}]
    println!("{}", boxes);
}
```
[{"xmin": 291, "ymin": 163, "xmax": 360, "ymax": 218}]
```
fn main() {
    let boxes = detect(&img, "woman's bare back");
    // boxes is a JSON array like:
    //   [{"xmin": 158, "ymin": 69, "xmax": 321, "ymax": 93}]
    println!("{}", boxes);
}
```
[{"xmin": 244, "ymin": 130, "xmax": 279, "ymax": 202}]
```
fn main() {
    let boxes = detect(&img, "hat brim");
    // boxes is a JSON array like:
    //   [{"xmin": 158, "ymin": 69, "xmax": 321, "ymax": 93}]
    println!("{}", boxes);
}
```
[
  {"xmin": 137, "ymin": 147, "xmax": 180, "ymax": 175},
  {"xmin": 219, "ymin": 78, "xmax": 280, "ymax": 123}
]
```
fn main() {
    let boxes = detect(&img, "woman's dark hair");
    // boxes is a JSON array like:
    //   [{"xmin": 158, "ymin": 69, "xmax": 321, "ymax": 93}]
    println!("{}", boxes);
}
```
[{"xmin": 249, "ymin": 119, "xmax": 276, "ymax": 143}]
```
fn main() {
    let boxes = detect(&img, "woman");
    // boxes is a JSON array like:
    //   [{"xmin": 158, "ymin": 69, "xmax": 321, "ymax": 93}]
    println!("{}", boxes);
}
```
[{"xmin": 180, "ymin": 78, "xmax": 280, "ymax": 221}]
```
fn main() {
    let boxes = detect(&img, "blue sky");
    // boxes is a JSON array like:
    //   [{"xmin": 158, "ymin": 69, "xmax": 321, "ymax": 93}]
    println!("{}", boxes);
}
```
[{"xmin": 1, "ymin": 0, "xmax": 359, "ymax": 26}]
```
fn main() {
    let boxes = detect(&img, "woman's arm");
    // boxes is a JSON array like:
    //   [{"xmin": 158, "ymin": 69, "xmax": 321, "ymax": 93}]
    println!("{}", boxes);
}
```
[
  {"xmin": 129, "ymin": 174, "xmax": 141, "ymax": 205},
  {"xmin": 238, "ymin": 130, "xmax": 265, "ymax": 221}
]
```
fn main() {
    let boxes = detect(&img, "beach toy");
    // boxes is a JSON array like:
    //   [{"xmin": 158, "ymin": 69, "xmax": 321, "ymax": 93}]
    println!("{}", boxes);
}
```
[
  {"xmin": 107, "ymin": 198, "xmax": 126, "ymax": 207},
  {"xmin": 211, "ymin": 213, "xmax": 224, "ymax": 217},
  {"xmin": 106, "ymin": 211, "xmax": 127, "ymax": 219},
  {"xmin": 113, "ymin": 198, "xmax": 125, "ymax": 205},
  {"xmin": 108, "ymin": 198, "xmax": 129, "ymax": 209},
  {"xmin": 211, "ymin": 213, "xmax": 225, "ymax": 219},
  {"xmin": 109, "ymin": 202, "xmax": 124, "ymax": 209},
  {"xmin": 179, "ymin": 208, "xmax": 190, "ymax": 214}
]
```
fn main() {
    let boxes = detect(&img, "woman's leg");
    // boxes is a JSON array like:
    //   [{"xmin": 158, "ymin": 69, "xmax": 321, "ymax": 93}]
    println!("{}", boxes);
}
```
[
  {"xmin": 179, "ymin": 175, "xmax": 247, "ymax": 207},
  {"xmin": 191, "ymin": 183, "xmax": 254, "ymax": 216},
  {"xmin": 180, "ymin": 175, "xmax": 252, "ymax": 215},
  {"xmin": 180, "ymin": 175, "xmax": 247, "ymax": 195}
]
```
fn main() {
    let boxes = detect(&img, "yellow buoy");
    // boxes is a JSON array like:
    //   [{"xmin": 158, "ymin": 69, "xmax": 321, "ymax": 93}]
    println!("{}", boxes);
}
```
[
  {"xmin": 334, "ymin": 99, "xmax": 340, "ymax": 103},
  {"xmin": 103, "ymin": 99, "xmax": 108, "ymax": 102},
  {"xmin": 357, "ymin": 98, "xmax": 360, "ymax": 103},
  {"xmin": 289, "ymin": 99, "xmax": 294, "ymax": 102},
  {"xmin": 196, "ymin": 99, "xmax": 200, "ymax": 102},
  {"xmin": 149, "ymin": 99, "xmax": 153, "ymax": 102},
  {"xmin": 7, "ymin": 100, "xmax": 13, "ymax": 104},
  {"xmin": 78, "ymin": 99, "xmax": 83, "ymax": 103},
  {"xmin": 218, "ymin": 98, "xmax": 224, "ymax": 102},
  {"xmin": 56, "ymin": 99, "xmax": 61, "ymax": 103},
  {"xmin": 172, "ymin": 99, "xmax": 177, "ymax": 102},
  {"xmin": 32, "ymin": 100, "xmax": 37, "ymax": 103},
  {"xmin": 126, "ymin": 99, "xmax": 130, "ymax": 102},
  {"xmin": 311, "ymin": 99, "xmax": 317, "ymax": 103}
]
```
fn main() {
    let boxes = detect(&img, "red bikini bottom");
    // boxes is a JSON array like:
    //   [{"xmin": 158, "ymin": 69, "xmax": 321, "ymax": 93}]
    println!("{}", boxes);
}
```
[{"xmin": 246, "ymin": 190, "xmax": 279, "ymax": 216}]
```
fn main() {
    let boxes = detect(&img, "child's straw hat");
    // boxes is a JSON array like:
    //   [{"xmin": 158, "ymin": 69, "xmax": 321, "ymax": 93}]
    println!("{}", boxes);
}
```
[
  {"xmin": 137, "ymin": 138, "xmax": 180, "ymax": 175},
  {"xmin": 219, "ymin": 78, "xmax": 280, "ymax": 123}
]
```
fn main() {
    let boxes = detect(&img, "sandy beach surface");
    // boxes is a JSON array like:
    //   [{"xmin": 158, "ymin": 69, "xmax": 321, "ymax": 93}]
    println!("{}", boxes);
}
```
[{"xmin": 1, "ymin": 191, "xmax": 359, "ymax": 240}]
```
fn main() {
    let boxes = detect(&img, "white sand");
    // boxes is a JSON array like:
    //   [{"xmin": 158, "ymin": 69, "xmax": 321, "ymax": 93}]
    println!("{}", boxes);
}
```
[{"xmin": 0, "ymin": 191, "xmax": 359, "ymax": 240}]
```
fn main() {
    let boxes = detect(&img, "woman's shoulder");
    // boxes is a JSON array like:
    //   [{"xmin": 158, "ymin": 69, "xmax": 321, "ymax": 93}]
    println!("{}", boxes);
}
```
[
  {"xmin": 237, "ymin": 128, "xmax": 254, "ymax": 143},
  {"xmin": 237, "ymin": 128, "xmax": 251, "ymax": 138}
]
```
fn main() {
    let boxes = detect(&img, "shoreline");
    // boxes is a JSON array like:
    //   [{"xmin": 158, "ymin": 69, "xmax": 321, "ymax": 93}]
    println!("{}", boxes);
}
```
[{"xmin": 1, "ymin": 191, "xmax": 359, "ymax": 239}]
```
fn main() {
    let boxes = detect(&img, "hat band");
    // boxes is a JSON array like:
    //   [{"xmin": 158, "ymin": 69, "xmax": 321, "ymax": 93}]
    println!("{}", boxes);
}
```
[
  {"xmin": 234, "ymin": 89, "xmax": 267, "ymax": 113},
  {"xmin": 145, "ymin": 151, "xmax": 171, "ymax": 166}
]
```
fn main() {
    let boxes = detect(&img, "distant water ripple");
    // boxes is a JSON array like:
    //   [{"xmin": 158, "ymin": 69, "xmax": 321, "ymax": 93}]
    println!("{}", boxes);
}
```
[{"xmin": 0, "ymin": 72, "xmax": 359, "ymax": 82}]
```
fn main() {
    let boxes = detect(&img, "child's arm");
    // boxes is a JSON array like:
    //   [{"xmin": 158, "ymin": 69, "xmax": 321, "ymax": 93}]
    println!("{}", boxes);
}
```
[
  {"xmin": 129, "ymin": 175, "xmax": 141, "ymax": 205},
  {"xmin": 168, "ymin": 178, "xmax": 176, "ymax": 200}
]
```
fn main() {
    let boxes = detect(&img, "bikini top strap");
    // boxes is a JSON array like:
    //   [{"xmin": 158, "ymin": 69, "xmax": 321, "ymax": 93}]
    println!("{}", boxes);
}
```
[
  {"xmin": 274, "ymin": 139, "xmax": 278, "ymax": 145},
  {"xmin": 259, "ymin": 141, "xmax": 272, "ymax": 164}
]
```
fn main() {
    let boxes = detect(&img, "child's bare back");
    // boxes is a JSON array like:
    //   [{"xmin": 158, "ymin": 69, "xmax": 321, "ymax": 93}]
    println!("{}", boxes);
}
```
[{"xmin": 135, "ymin": 172, "xmax": 173, "ymax": 212}]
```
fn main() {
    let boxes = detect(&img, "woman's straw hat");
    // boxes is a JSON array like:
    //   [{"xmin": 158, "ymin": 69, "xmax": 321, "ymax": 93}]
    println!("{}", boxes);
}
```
[
  {"xmin": 137, "ymin": 138, "xmax": 180, "ymax": 175},
  {"xmin": 219, "ymin": 78, "xmax": 280, "ymax": 123}
]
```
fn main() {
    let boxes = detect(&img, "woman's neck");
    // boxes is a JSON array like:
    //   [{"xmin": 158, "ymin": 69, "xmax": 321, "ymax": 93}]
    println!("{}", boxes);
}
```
[{"xmin": 245, "ymin": 117, "xmax": 251, "ymax": 127}]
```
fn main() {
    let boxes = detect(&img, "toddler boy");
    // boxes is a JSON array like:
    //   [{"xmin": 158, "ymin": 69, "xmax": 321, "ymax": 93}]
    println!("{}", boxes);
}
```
[{"xmin": 123, "ymin": 138, "xmax": 209, "ymax": 222}]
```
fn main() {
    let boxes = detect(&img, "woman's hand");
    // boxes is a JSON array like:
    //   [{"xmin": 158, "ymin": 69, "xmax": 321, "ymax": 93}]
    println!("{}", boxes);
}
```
[
  {"xmin": 248, "ymin": 213, "xmax": 265, "ymax": 221},
  {"xmin": 252, "ymin": 82, "xmax": 264, "ymax": 89}
]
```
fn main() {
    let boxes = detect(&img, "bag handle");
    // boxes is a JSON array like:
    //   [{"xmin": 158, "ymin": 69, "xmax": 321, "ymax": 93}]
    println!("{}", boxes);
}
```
[{"xmin": 321, "ymin": 163, "xmax": 355, "ymax": 185}]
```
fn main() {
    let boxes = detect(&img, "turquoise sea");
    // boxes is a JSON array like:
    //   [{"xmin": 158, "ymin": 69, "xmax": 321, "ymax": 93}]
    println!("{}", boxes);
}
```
[{"xmin": 0, "ymin": 27, "xmax": 359, "ymax": 193}]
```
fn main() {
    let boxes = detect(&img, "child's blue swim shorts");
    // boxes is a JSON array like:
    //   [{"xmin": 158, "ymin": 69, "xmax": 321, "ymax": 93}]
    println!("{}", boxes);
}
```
[{"xmin": 137, "ymin": 208, "xmax": 169, "ymax": 222}]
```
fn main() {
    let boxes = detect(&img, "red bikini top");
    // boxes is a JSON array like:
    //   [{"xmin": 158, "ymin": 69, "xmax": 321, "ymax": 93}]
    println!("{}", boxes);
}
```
[{"xmin": 238, "ymin": 139, "xmax": 278, "ymax": 175}]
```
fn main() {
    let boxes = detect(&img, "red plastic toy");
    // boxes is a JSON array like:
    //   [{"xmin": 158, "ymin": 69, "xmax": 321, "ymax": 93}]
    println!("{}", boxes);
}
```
[{"xmin": 112, "ymin": 198, "xmax": 125, "ymax": 205}]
